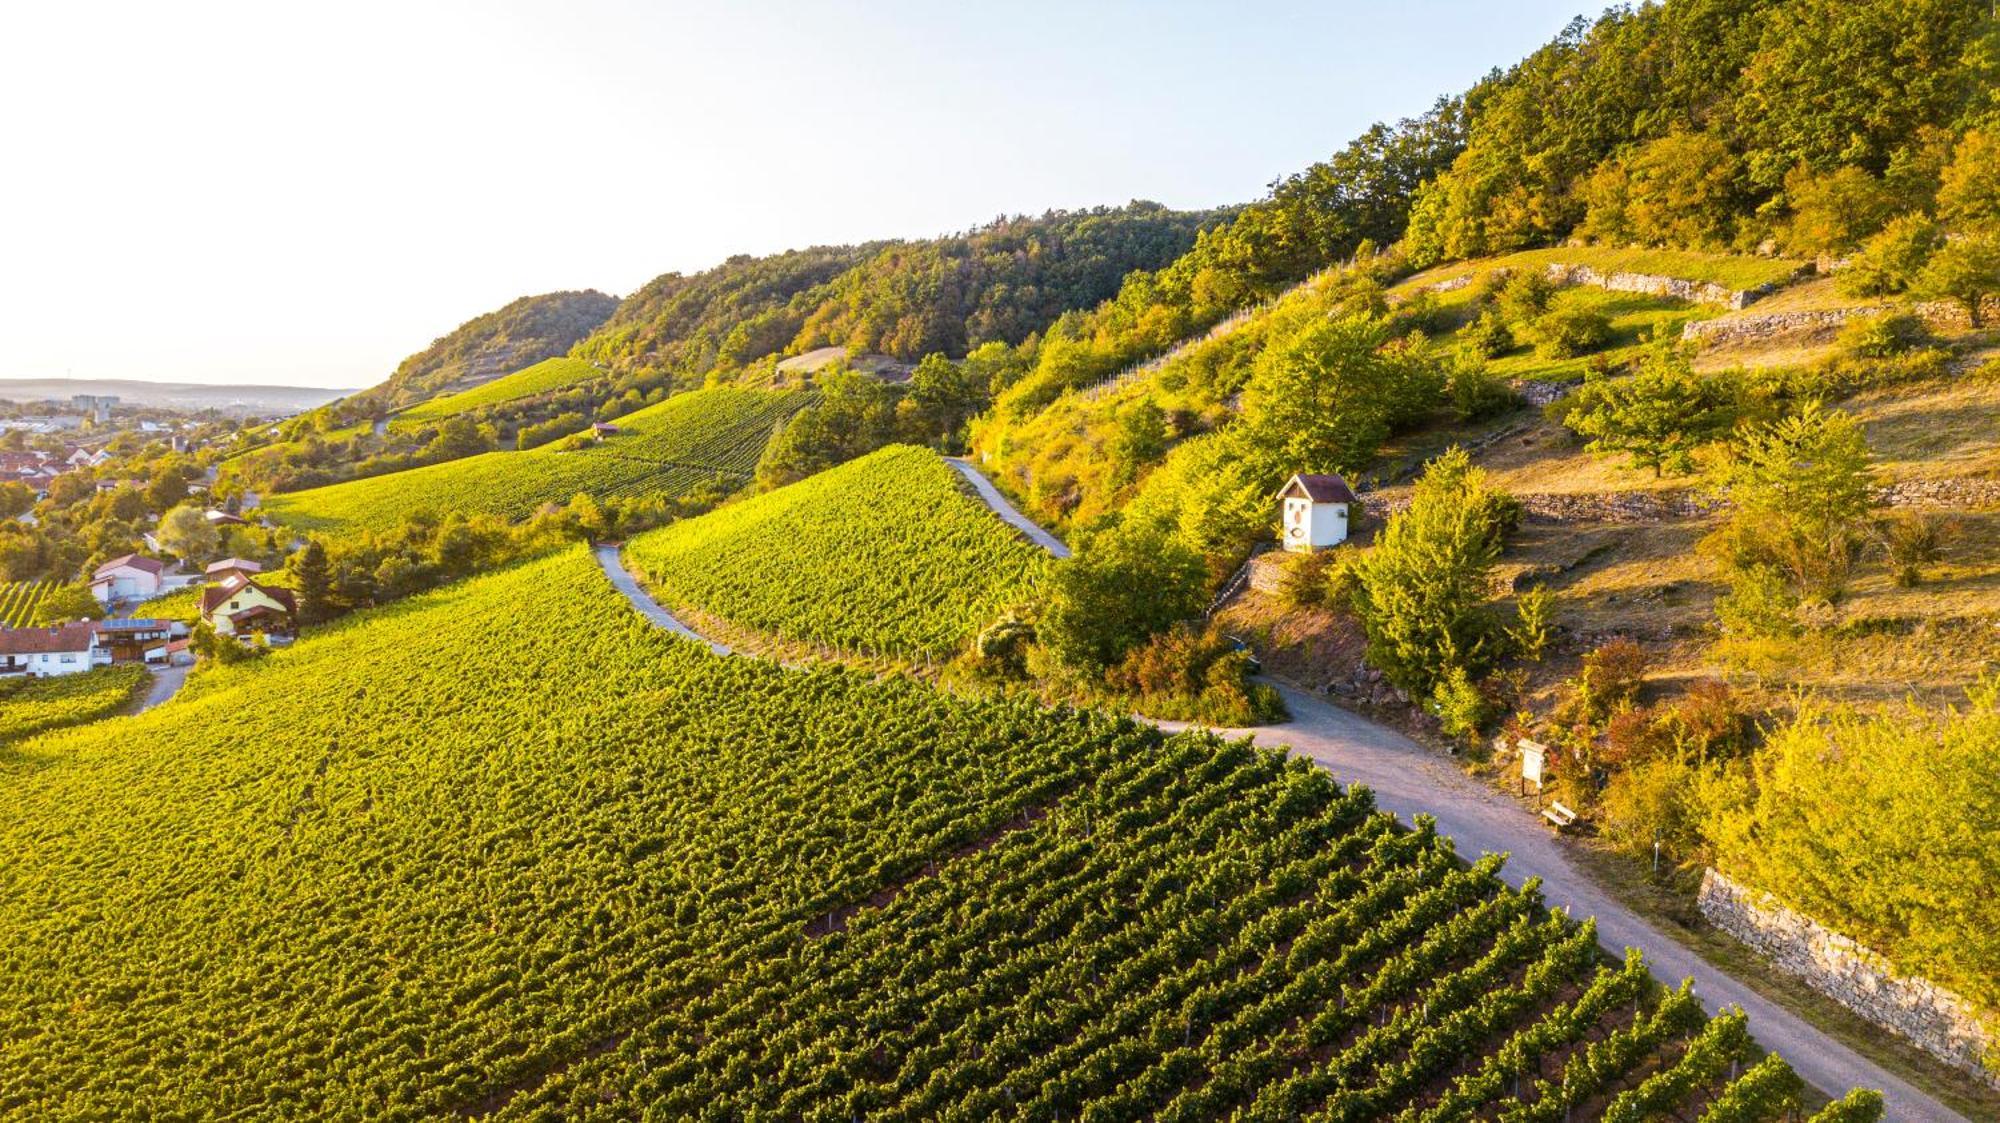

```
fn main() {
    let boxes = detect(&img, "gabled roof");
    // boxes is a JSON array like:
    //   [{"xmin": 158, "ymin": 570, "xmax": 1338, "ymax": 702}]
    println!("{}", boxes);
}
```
[
  {"xmin": 205, "ymin": 557, "xmax": 263, "ymax": 576},
  {"xmin": 0, "ymin": 623, "xmax": 96, "ymax": 655},
  {"xmin": 1278, "ymin": 473, "xmax": 1358, "ymax": 505},
  {"xmin": 201, "ymin": 576, "xmax": 296, "ymax": 617},
  {"xmin": 94, "ymin": 553, "xmax": 166, "ymax": 578}
]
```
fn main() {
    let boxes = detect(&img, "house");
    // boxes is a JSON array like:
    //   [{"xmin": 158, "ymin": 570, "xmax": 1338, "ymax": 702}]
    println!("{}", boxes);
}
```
[
  {"xmin": 91, "ymin": 618, "xmax": 179, "ymax": 663},
  {"xmin": 0, "ymin": 623, "xmax": 104, "ymax": 677},
  {"xmin": 1277, "ymin": 473, "xmax": 1358, "ymax": 553},
  {"xmin": 204, "ymin": 509, "xmax": 249, "ymax": 529},
  {"xmin": 200, "ymin": 572, "xmax": 296, "ymax": 637},
  {"xmin": 146, "ymin": 638, "xmax": 194, "ymax": 667},
  {"xmin": 90, "ymin": 554, "xmax": 168, "ymax": 603},
  {"xmin": 590, "ymin": 422, "xmax": 621, "ymax": 441},
  {"xmin": 205, "ymin": 557, "xmax": 263, "ymax": 583}
]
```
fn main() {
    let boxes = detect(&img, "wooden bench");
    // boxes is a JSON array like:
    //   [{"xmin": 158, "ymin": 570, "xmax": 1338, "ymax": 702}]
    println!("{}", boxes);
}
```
[{"xmin": 1543, "ymin": 802, "xmax": 1580, "ymax": 831}]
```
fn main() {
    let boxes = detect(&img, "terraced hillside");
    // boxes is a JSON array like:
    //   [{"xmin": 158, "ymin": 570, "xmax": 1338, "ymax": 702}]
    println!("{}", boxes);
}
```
[
  {"xmin": 395, "ymin": 356, "xmax": 605, "ymax": 425},
  {"xmin": 625, "ymin": 445, "xmax": 1049, "ymax": 661},
  {"xmin": 263, "ymin": 387, "xmax": 809, "ymax": 535},
  {"xmin": 0, "ymin": 547, "xmax": 1843, "ymax": 1118}
]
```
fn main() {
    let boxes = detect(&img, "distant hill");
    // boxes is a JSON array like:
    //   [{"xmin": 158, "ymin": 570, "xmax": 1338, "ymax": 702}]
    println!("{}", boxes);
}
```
[
  {"xmin": 0, "ymin": 378, "xmax": 347, "ymax": 416},
  {"xmin": 355, "ymin": 289, "xmax": 620, "ymax": 413}
]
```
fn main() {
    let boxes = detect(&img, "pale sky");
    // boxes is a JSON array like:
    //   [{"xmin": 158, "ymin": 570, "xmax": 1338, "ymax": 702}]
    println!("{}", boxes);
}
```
[{"xmin": 0, "ymin": 1, "xmax": 1586, "ymax": 389}]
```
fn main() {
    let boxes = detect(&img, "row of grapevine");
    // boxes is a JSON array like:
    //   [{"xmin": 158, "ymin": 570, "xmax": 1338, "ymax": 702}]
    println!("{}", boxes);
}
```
[
  {"xmin": 396, "ymin": 357, "xmax": 605, "ymax": 423},
  {"xmin": 0, "ymin": 580, "xmax": 51, "ymax": 627},
  {"xmin": 0, "ymin": 548, "xmax": 1859, "ymax": 1117},
  {"xmin": 624, "ymin": 445, "xmax": 1051, "ymax": 662},
  {"xmin": 263, "ymin": 389, "xmax": 807, "ymax": 536},
  {"xmin": 0, "ymin": 666, "xmax": 148, "ymax": 751}
]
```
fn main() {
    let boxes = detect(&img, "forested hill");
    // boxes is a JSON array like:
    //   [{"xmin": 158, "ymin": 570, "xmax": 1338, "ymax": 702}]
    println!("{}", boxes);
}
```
[
  {"xmin": 354, "ymin": 289, "xmax": 620, "ymax": 412},
  {"xmin": 569, "ymin": 202, "xmax": 1229, "ymax": 383}
]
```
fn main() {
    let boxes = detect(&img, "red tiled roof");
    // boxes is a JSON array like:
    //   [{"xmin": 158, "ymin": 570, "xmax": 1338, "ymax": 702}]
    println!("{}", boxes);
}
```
[
  {"xmin": 0, "ymin": 623, "xmax": 96, "ymax": 655},
  {"xmin": 1279, "ymin": 473, "xmax": 1359, "ymax": 505},
  {"xmin": 201, "ymin": 576, "xmax": 295, "ymax": 617},
  {"xmin": 94, "ymin": 553, "xmax": 166, "ymax": 578}
]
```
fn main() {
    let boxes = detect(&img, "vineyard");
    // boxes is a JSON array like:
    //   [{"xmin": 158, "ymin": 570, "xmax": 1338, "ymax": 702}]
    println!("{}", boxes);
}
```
[
  {"xmin": 624, "ymin": 445, "xmax": 1050, "ymax": 662},
  {"xmin": 0, "ymin": 666, "xmax": 147, "ymax": 751},
  {"xmin": 0, "ymin": 547, "xmax": 1853, "ymax": 1117},
  {"xmin": 0, "ymin": 581, "xmax": 52, "ymax": 627},
  {"xmin": 263, "ymin": 387, "xmax": 809, "ymax": 536},
  {"xmin": 396, "ymin": 357, "xmax": 606, "ymax": 424}
]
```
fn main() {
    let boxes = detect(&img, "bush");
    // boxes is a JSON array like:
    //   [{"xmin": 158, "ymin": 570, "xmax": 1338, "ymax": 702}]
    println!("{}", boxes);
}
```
[
  {"xmin": 1104, "ymin": 621, "xmax": 1285, "ymax": 726},
  {"xmin": 1598, "ymin": 752, "xmax": 1714, "ymax": 864},
  {"xmin": 1461, "ymin": 309, "xmax": 1515, "ymax": 359},
  {"xmin": 1278, "ymin": 548, "xmax": 1341, "ymax": 611},
  {"xmin": 1836, "ymin": 214, "xmax": 1942, "ymax": 297},
  {"xmin": 1524, "ymin": 297, "xmax": 1614, "ymax": 359},
  {"xmin": 1037, "ymin": 522, "xmax": 1207, "ymax": 672},
  {"xmin": 1446, "ymin": 359, "xmax": 1519, "ymax": 421},
  {"xmin": 1429, "ymin": 665, "xmax": 1491, "ymax": 744},
  {"xmin": 1506, "ymin": 585, "xmax": 1554, "ymax": 662},
  {"xmin": 1876, "ymin": 510, "xmax": 1955, "ymax": 587},
  {"xmin": 1715, "ymin": 564, "xmax": 1802, "ymax": 641},
  {"xmin": 1494, "ymin": 269, "xmax": 1555, "ymax": 326},
  {"xmin": 1834, "ymin": 312, "xmax": 1928, "ymax": 360}
]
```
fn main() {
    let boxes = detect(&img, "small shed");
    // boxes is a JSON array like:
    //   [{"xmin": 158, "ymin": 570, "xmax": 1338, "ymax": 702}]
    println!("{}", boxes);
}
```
[{"xmin": 1277, "ymin": 473, "xmax": 1357, "ymax": 553}]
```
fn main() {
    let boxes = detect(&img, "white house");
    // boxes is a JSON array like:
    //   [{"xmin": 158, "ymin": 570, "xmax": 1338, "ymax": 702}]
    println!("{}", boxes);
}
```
[
  {"xmin": 90, "ymin": 553, "xmax": 168, "ymax": 603},
  {"xmin": 1277, "ymin": 473, "xmax": 1358, "ymax": 553},
  {"xmin": 201, "ymin": 573, "xmax": 297, "ymax": 637},
  {"xmin": 0, "ymin": 623, "xmax": 105, "ymax": 677}
]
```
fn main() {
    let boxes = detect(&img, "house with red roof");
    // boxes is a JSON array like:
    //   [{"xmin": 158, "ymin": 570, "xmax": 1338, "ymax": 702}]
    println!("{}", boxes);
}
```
[
  {"xmin": 90, "ymin": 554, "xmax": 168, "ymax": 604},
  {"xmin": 0, "ymin": 623, "xmax": 104, "ymax": 677},
  {"xmin": 200, "ymin": 572, "xmax": 296, "ymax": 638}
]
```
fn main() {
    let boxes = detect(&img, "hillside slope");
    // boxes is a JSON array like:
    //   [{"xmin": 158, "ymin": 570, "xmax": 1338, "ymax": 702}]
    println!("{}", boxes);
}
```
[
  {"xmin": 625, "ymin": 445, "xmax": 1049, "ymax": 661},
  {"xmin": 0, "ymin": 547, "xmax": 1841, "ymax": 1118},
  {"xmin": 355, "ymin": 290, "xmax": 619, "ymax": 412},
  {"xmin": 263, "ymin": 386, "xmax": 808, "ymax": 535}
]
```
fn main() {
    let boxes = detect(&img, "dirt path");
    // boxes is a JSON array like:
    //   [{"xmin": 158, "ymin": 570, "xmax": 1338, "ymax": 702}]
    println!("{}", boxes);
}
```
[
  {"xmin": 592, "ymin": 544, "xmax": 731, "ymax": 655},
  {"xmin": 590, "ymin": 515, "xmax": 1959, "ymax": 1120},
  {"xmin": 944, "ymin": 458, "xmax": 1071, "ymax": 558},
  {"xmin": 135, "ymin": 664, "xmax": 188, "ymax": 713}
]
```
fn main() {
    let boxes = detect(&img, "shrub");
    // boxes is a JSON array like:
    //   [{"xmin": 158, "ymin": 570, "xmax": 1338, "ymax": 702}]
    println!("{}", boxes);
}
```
[
  {"xmin": 1278, "ymin": 548, "xmax": 1341, "ymax": 611},
  {"xmin": 1104, "ymin": 621, "xmax": 1285, "ymax": 726},
  {"xmin": 1598, "ymin": 752, "xmax": 1714, "ymax": 864},
  {"xmin": 1446, "ymin": 358, "xmax": 1519, "ymax": 421},
  {"xmin": 1834, "ymin": 312, "xmax": 1928, "ymax": 360},
  {"xmin": 1461, "ymin": 309, "xmax": 1515, "ymax": 358},
  {"xmin": 1429, "ymin": 665, "xmax": 1491, "ymax": 744},
  {"xmin": 1914, "ymin": 228, "xmax": 2000, "ymax": 328},
  {"xmin": 1836, "ymin": 214, "xmax": 1943, "ymax": 297},
  {"xmin": 1038, "ymin": 522, "xmax": 1207, "ymax": 672},
  {"xmin": 1495, "ymin": 269, "xmax": 1555, "ymax": 325},
  {"xmin": 1524, "ymin": 297, "xmax": 1614, "ymax": 359},
  {"xmin": 1506, "ymin": 585, "xmax": 1554, "ymax": 662},
  {"xmin": 1562, "ymin": 343, "xmax": 1736, "ymax": 477},
  {"xmin": 1777, "ymin": 164, "xmax": 1896, "ymax": 257},
  {"xmin": 1876, "ymin": 510, "xmax": 1955, "ymax": 587},
  {"xmin": 1715, "ymin": 565, "xmax": 1802, "ymax": 640}
]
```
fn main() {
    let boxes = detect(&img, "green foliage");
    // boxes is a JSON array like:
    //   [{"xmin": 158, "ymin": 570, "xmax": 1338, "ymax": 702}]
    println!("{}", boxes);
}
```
[
  {"xmin": 1429, "ymin": 665, "xmax": 1491, "ymax": 743},
  {"xmin": 29, "ymin": 582, "xmax": 102, "ymax": 625},
  {"xmin": 1445, "ymin": 357, "xmax": 1519, "ymax": 421},
  {"xmin": 0, "ymin": 581, "xmax": 52, "ymax": 627},
  {"xmin": 265, "ymin": 387, "xmax": 807, "ymax": 537},
  {"xmin": 629, "ymin": 446, "xmax": 1048, "ymax": 662},
  {"xmin": 1914, "ymin": 227, "xmax": 2000, "ymax": 326},
  {"xmin": 357, "ymin": 291, "xmax": 619, "ymax": 412},
  {"xmin": 1876, "ymin": 509, "xmax": 1955, "ymax": 587},
  {"xmin": 1809, "ymin": 1088, "xmax": 1888, "ymax": 1123},
  {"xmin": 1776, "ymin": 164, "xmax": 1898, "ymax": 257},
  {"xmin": 1706, "ymin": 680, "xmax": 2000, "ymax": 1012},
  {"xmin": 293, "ymin": 539, "xmax": 334, "ymax": 625},
  {"xmin": 1240, "ymin": 315, "xmax": 1447, "ymax": 475},
  {"xmin": 1578, "ymin": 132, "xmax": 1748, "ymax": 250},
  {"xmin": 1522, "ymin": 295, "xmax": 1614, "ymax": 359},
  {"xmin": 1103, "ymin": 621, "xmax": 1285, "ymax": 726},
  {"xmin": 1562, "ymin": 343, "xmax": 1737, "ymax": 476},
  {"xmin": 1507, "ymin": 585, "xmax": 1554, "ymax": 662},
  {"xmin": 1461, "ymin": 309, "xmax": 1515, "ymax": 358},
  {"xmin": 1937, "ymin": 127, "xmax": 2000, "ymax": 229},
  {"xmin": 157, "ymin": 504, "xmax": 220, "ymax": 561},
  {"xmin": 1351, "ymin": 448, "xmax": 1510, "ymax": 697},
  {"xmin": 398, "ymin": 356, "xmax": 605, "ymax": 422},
  {"xmin": 1837, "ymin": 213, "xmax": 1945, "ymax": 296},
  {"xmin": 1038, "ymin": 521, "xmax": 1207, "ymax": 673},
  {"xmin": 1718, "ymin": 402, "xmax": 1878, "ymax": 603},
  {"xmin": 1715, "ymin": 564, "xmax": 1804, "ymax": 642},
  {"xmin": 516, "ymin": 411, "xmax": 589, "ymax": 449},
  {"xmin": 0, "ymin": 666, "xmax": 146, "ymax": 747},
  {"xmin": 1834, "ymin": 311, "xmax": 1930, "ymax": 360}
]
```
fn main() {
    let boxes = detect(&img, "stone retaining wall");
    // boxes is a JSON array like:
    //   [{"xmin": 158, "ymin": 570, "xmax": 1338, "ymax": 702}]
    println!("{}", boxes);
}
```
[
  {"xmin": 1543, "ymin": 263, "xmax": 1796, "ymax": 310},
  {"xmin": 1681, "ymin": 296, "xmax": 2000, "ymax": 347},
  {"xmin": 1698, "ymin": 869, "xmax": 1999, "ymax": 1087},
  {"xmin": 1362, "ymin": 479, "xmax": 1999, "ymax": 526}
]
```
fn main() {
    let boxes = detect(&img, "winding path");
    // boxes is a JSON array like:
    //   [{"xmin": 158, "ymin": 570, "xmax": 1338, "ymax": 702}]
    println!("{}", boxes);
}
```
[
  {"xmin": 944, "ymin": 459, "xmax": 1071, "ymax": 558},
  {"xmin": 591, "ymin": 482, "xmax": 1962, "ymax": 1121},
  {"xmin": 593, "ymin": 544, "xmax": 731, "ymax": 655}
]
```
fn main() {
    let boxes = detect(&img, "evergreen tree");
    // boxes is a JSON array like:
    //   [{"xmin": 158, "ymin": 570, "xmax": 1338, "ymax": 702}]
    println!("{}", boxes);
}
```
[{"xmin": 295, "ymin": 539, "xmax": 334, "ymax": 626}]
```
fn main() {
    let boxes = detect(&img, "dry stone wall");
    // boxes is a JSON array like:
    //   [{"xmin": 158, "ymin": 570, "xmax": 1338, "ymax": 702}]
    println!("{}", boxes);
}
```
[
  {"xmin": 1698, "ymin": 869, "xmax": 1999, "ymax": 1087},
  {"xmin": 1542, "ymin": 262, "xmax": 1799, "ymax": 310}
]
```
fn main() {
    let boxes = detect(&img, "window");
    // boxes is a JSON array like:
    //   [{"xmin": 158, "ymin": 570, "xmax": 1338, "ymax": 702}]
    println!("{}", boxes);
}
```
[{"xmin": 60, "ymin": 654, "xmax": 75, "ymax": 664}]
